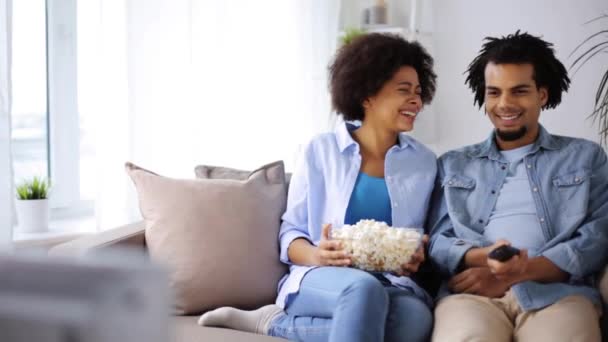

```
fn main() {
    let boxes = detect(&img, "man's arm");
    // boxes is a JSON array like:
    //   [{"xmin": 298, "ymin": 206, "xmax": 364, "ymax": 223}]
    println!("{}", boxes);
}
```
[
  {"xmin": 487, "ymin": 253, "xmax": 569, "ymax": 285},
  {"xmin": 539, "ymin": 145, "xmax": 608, "ymax": 279},
  {"xmin": 462, "ymin": 245, "xmax": 493, "ymax": 268},
  {"xmin": 510, "ymin": 256, "xmax": 568, "ymax": 284},
  {"xmin": 488, "ymin": 145, "xmax": 608, "ymax": 284},
  {"xmin": 449, "ymin": 252, "xmax": 567, "ymax": 297},
  {"xmin": 427, "ymin": 158, "xmax": 483, "ymax": 276}
]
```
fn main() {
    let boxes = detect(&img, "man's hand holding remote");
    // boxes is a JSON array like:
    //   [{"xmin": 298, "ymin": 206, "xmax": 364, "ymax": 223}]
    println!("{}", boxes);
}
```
[{"xmin": 486, "ymin": 241, "xmax": 528, "ymax": 282}]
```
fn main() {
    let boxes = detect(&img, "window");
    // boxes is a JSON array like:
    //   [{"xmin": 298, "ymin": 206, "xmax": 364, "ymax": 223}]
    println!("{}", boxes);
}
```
[
  {"xmin": 11, "ymin": 0, "xmax": 48, "ymax": 185},
  {"xmin": 11, "ymin": 0, "xmax": 94, "ymax": 222}
]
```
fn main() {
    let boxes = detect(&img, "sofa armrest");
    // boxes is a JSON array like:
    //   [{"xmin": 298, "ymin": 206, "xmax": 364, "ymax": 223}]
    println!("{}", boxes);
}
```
[{"xmin": 49, "ymin": 221, "xmax": 146, "ymax": 257}]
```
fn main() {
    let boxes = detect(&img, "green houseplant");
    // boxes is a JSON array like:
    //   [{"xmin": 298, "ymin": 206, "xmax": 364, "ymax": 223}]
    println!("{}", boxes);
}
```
[
  {"xmin": 15, "ymin": 176, "xmax": 50, "ymax": 233},
  {"xmin": 16, "ymin": 176, "xmax": 49, "ymax": 200},
  {"xmin": 570, "ymin": 14, "xmax": 608, "ymax": 147},
  {"xmin": 340, "ymin": 27, "xmax": 366, "ymax": 47}
]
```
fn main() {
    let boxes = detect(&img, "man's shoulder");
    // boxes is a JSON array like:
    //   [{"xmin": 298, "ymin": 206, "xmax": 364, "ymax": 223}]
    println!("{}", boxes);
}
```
[
  {"xmin": 438, "ymin": 141, "xmax": 485, "ymax": 163},
  {"xmin": 551, "ymin": 134, "xmax": 603, "ymax": 154}
]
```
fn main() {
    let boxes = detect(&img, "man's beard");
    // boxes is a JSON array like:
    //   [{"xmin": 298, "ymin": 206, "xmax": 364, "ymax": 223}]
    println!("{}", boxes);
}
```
[{"xmin": 496, "ymin": 126, "xmax": 527, "ymax": 141}]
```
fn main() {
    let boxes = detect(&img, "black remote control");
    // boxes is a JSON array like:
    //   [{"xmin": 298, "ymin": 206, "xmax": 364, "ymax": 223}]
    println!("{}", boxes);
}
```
[{"xmin": 487, "ymin": 245, "xmax": 520, "ymax": 262}]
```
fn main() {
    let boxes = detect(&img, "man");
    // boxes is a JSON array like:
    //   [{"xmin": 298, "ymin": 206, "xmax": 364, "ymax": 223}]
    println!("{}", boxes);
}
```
[{"xmin": 428, "ymin": 31, "xmax": 608, "ymax": 341}]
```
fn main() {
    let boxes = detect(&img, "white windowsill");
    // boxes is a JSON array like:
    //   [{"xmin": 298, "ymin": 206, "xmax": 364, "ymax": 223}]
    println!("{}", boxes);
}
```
[{"xmin": 13, "ymin": 215, "xmax": 96, "ymax": 245}]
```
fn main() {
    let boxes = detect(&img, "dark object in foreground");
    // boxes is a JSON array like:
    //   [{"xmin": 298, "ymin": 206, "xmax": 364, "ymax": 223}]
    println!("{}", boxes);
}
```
[{"xmin": 488, "ymin": 245, "xmax": 521, "ymax": 262}]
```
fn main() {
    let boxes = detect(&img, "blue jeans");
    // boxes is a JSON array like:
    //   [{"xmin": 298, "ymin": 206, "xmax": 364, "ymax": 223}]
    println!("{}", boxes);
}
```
[{"xmin": 268, "ymin": 267, "xmax": 433, "ymax": 342}]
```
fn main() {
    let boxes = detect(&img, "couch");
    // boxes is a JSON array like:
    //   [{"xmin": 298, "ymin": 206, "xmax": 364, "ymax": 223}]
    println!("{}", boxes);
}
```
[
  {"xmin": 49, "ymin": 157, "xmax": 608, "ymax": 341},
  {"xmin": 50, "ymin": 221, "xmax": 287, "ymax": 342},
  {"xmin": 50, "ymin": 219, "xmax": 608, "ymax": 342}
]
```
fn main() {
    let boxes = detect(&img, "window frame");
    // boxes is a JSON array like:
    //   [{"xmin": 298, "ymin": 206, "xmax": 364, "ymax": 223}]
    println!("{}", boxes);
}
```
[
  {"xmin": 10, "ymin": 0, "xmax": 93, "ymax": 220},
  {"xmin": 47, "ymin": 0, "xmax": 95, "ymax": 218}
]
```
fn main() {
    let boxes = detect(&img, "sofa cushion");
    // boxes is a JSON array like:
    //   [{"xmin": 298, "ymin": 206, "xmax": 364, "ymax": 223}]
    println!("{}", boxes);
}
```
[
  {"xmin": 194, "ymin": 164, "xmax": 292, "ymax": 189},
  {"xmin": 172, "ymin": 316, "xmax": 286, "ymax": 341},
  {"xmin": 126, "ymin": 161, "xmax": 287, "ymax": 315}
]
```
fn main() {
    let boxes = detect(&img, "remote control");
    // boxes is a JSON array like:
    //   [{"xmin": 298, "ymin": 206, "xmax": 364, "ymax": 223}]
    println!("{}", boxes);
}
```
[{"xmin": 487, "ymin": 245, "xmax": 520, "ymax": 262}]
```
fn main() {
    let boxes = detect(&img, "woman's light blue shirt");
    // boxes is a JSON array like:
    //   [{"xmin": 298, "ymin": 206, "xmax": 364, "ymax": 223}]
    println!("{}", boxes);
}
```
[{"xmin": 276, "ymin": 122, "xmax": 437, "ymax": 308}]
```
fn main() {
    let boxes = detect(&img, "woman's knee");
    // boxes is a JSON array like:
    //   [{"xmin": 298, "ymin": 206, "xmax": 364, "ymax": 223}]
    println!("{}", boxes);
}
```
[
  {"xmin": 345, "ymin": 272, "xmax": 386, "ymax": 295},
  {"xmin": 341, "ymin": 272, "xmax": 389, "ymax": 306}
]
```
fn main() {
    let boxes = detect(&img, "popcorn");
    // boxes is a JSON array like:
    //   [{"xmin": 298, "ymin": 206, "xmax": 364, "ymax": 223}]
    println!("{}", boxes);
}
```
[{"xmin": 330, "ymin": 219, "xmax": 422, "ymax": 273}]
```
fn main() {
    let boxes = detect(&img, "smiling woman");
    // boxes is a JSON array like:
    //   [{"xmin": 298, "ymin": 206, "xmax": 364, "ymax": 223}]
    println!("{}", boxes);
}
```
[{"xmin": 200, "ymin": 32, "xmax": 438, "ymax": 342}]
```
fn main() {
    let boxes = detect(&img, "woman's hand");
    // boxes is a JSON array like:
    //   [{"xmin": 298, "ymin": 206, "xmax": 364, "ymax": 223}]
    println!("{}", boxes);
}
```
[
  {"xmin": 396, "ymin": 234, "xmax": 429, "ymax": 276},
  {"xmin": 313, "ymin": 224, "xmax": 352, "ymax": 267}
]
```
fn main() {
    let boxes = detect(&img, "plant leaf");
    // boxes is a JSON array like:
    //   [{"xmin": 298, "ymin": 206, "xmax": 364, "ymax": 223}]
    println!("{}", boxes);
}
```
[
  {"xmin": 569, "ymin": 30, "xmax": 608, "ymax": 59},
  {"xmin": 570, "ymin": 41, "xmax": 608, "ymax": 69},
  {"xmin": 598, "ymin": 90, "xmax": 608, "ymax": 147},
  {"xmin": 15, "ymin": 177, "xmax": 49, "ymax": 200},
  {"xmin": 583, "ymin": 14, "xmax": 608, "ymax": 25},
  {"xmin": 571, "ymin": 45, "xmax": 608, "ymax": 78},
  {"xmin": 596, "ymin": 69, "xmax": 608, "ymax": 104}
]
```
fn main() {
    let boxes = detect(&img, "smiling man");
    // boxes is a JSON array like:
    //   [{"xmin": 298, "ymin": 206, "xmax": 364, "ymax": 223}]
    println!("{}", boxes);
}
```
[{"xmin": 428, "ymin": 31, "xmax": 608, "ymax": 341}]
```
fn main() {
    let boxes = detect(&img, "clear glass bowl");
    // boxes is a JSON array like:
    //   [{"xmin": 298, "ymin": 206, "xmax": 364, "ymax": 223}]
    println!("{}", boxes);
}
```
[{"xmin": 331, "ymin": 220, "xmax": 422, "ymax": 273}]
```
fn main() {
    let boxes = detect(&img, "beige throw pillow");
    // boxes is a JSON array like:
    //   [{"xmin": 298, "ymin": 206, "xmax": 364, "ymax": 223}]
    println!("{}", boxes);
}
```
[
  {"xmin": 126, "ymin": 161, "xmax": 287, "ymax": 315},
  {"xmin": 195, "ymin": 164, "xmax": 292, "ymax": 188}
]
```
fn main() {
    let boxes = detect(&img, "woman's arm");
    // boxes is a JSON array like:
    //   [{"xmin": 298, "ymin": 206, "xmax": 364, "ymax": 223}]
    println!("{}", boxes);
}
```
[{"xmin": 288, "ymin": 225, "xmax": 351, "ymax": 267}]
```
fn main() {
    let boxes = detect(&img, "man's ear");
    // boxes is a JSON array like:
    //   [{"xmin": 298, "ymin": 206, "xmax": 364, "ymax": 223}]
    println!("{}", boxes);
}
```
[{"xmin": 539, "ymin": 87, "xmax": 548, "ymax": 107}]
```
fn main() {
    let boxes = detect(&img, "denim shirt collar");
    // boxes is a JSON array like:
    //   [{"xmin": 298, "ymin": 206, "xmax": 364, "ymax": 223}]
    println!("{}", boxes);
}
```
[
  {"xmin": 468, "ymin": 124, "xmax": 561, "ymax": 161},
  {"xmin": 336, "ymin": 121, "xmax": 412, "ymax": 154}
]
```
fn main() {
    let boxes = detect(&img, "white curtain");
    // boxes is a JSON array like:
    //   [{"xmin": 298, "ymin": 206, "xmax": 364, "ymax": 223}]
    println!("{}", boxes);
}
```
[
  {"xmin": 80, "ymin": 0, "xmax": 341, "ymax": 230},
  {"xmin": 0, "ymin": 0, "xmax": 14, "ymax": 249}
]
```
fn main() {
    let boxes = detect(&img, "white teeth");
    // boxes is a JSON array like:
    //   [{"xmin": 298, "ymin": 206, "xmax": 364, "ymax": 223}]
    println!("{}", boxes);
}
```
[
  {"xmin": 401, "ymin": 111, "xmax": 416, "ymax": 117},
  {"xmin": 500, "ymin": 114, "xmax": 519, "ymax": 120}
]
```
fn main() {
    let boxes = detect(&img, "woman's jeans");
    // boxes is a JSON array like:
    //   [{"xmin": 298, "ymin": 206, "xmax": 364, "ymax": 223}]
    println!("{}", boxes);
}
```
[{"xmin": 268, "ymin": 267, "xmax": 433, "ymax": 342}]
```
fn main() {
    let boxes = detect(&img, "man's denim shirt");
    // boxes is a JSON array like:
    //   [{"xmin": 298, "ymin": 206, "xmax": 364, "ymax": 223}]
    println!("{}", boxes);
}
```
[{"xmin": 428, "ymin": 125, "xmax": 608, "ymax": 311}]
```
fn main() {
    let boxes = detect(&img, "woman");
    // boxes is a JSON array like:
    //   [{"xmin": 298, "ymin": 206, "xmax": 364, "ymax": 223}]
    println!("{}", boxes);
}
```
[{"xmin": 201, "ymin": 33, "xmax": 438, "ymax": 342}]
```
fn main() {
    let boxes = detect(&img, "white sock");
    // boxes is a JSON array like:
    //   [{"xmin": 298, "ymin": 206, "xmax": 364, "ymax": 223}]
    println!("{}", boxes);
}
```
[{"xmin": 198, "ymin": 304, "xmax": 283, "ymax": 334}]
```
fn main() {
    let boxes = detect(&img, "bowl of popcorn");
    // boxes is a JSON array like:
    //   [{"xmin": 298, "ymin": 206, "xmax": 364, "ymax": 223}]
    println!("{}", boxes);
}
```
[{"xmin": 330, "ymin": 219, "xmax": 422, "ymax": 273}]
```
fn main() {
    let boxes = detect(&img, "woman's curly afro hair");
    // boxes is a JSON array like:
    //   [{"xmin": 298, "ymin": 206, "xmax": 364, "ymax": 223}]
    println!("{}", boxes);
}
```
[
  {"xmin": 329, "ymin": 33, "xmax": 436, "ymax": 121},
  {"xmin": 465, "ymin": 31, "xmax": 570, "ymax": 110}
]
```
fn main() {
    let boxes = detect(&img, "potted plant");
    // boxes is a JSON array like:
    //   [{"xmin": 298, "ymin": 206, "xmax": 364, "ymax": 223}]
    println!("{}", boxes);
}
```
[
  {"xmin": 15, "ymin": 176, "xmax": 50, "ymax": 233},
  {"xmin": 570, "ymin": 14, "xmax": 608, "ymax": 147},
  {"xmin": 340, "ymin": 27, "xmax": 366, "ymax": 47}
]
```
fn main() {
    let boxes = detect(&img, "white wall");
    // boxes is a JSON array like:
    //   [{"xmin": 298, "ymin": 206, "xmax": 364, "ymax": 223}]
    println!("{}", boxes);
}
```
[
  {"xmin": 431, "ymin": 0, "xmax": 607, "ymax": 155},
  {"xmin": 339, "ymin": 0, "xmax": 413, "ymax": 29}
]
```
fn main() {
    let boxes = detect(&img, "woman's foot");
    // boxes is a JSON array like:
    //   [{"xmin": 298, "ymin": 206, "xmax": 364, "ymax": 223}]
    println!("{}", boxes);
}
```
[{"xmin": 198, "ymin": 304, "xmax": 283, "ymax": 334}]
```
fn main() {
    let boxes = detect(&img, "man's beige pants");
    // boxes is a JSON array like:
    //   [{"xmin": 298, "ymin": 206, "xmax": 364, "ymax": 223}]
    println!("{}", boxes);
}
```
[{"xmin": 431, "ymin": 290, "xmax": 601, "ymax": 342}]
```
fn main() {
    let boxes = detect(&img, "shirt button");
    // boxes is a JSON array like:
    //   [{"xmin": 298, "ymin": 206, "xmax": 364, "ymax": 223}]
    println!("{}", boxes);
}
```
[
  {"xmin": 491, "ymin": 190, "xmax": 496, "ymax": 194},
  {"xmin": 574, "ymin": 177, "xmax": 580, "ymax": 183},
  {"xmin": 455, "ymin": 240, "xmax": 465, "ymax": 246},
  {"xmin": 501, "ymin": 165, "xmax": 507, "ymax": 170},
  {"xmin": 533, "ymin": 187, "xmax": 538, "ymax": 192},
  {"xmin": 478, "ymin": 219, "xmax": 484, "ymax": 224},
  {"xmin": 527, "ymin": 164, "xmax": 532, "ymax": 169},
  {"xmin": 540, "ymin": 217, "xmax": 545, "ymax": 222},
  {"xmin": 448, "ymin": 181, "xmax": 453, "ymax": 185},
  {"xmin": 393, "ymin": 202, "xmax": 398, "ymax": 208}
]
